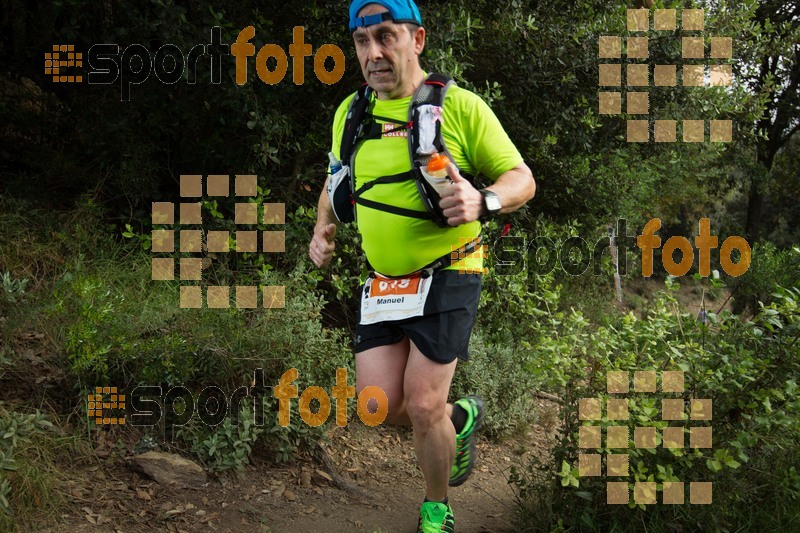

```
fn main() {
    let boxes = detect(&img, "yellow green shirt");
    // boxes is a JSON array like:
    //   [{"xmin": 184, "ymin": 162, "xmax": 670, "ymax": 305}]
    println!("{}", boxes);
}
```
[{"xmin": 331, "ymin": 82, "xmax": 522, "ymax": 276}]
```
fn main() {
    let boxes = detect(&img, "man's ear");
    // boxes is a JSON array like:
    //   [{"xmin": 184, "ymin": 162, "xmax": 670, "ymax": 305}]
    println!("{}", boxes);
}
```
[{"xmin": 413, "ymin": 26, "xmax": 426, "ymax": 55}]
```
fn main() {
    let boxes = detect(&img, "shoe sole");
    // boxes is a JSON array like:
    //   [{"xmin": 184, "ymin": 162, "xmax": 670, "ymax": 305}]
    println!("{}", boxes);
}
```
[{"xmin": 449, "ymin": 395, "xmax": 484, "ymax": 487}]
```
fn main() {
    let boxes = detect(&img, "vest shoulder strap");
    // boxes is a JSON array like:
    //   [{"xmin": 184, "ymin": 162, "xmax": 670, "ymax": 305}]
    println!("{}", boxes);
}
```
[
  {"xmin": 408, "ymin": 73, "xmax": 454, "ymax": 168},
  {"xmin": 340, "ymin": 84, "xmax": 372, "ymax": 165}
]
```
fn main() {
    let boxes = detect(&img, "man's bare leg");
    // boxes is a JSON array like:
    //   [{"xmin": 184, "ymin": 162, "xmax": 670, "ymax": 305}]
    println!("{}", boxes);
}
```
[
  {"xmin": 404, "ymin": 340, "xmax": 457, "ymax": 501},
  {"xmin": 355, "ymin": 338, "xmax": 412, "ymax": 425},
  {"xmin": 355, "ymin": 337, "xmax": 454, "ymax": 426}
]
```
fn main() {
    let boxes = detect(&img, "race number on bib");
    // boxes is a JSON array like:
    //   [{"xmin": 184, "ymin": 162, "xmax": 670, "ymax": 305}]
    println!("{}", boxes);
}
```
[{"xmin": 359, "ymin": 272, "xmax": 433, "ymax": 325}]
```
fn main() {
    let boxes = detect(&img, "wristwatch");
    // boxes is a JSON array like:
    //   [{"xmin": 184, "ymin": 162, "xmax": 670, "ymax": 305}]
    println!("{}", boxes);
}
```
[{"xmin": 480, "ymin": 189, "xmax": 502, "ymax": 217}]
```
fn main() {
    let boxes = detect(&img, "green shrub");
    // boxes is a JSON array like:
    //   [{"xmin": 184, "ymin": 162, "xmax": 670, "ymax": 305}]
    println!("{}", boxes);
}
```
[
  {"xmin": 48, "ymin": 207, "xmax": 355, "ymax": 469},
  {"xmin": 50, "ymin": 259, "xmax": 205, "ymax": 386},
  {"xmin": 0, "ymin": 272, "xmax": 28, "ymax": 305},
  {"xmin": 0, "ymin": 408, "xmax": 59, "ymax": 530},
  {"xmin": 733, "ymin": 243, "xmax": 800, "ymax": 315},
  {"xmin": 455, "ymin": 217, "xmax": 620, "ymax": 437},
  {"xmin": 451, "ymin": 330, "xmax": 539, "ymax": 438},
  {"xmin": 181, "ymin": 393, "xmax": 330, "ymax": 471},
  {"xmin": 510, "ymin": 280, "xmax": 800, "ymax": 531},
  {"xmin": 184, "ymin": 400, "xmax": 265, "ymax": 473}
]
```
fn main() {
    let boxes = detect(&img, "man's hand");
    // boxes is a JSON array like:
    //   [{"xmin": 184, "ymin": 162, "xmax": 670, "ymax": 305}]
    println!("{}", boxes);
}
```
[
  {"xmin": 309, "ymin": 223, "xmax": 337, "ymax": 268},
  {"xmin": 438, "ymin": 163, "xmax": 483, "ymax": 226}
]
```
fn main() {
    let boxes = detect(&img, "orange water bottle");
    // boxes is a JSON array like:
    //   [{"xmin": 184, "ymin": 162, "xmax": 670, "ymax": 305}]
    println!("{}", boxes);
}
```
[
  {"xmin": 422, "ymin": 153, "xmax": 452, "ymax": 193},
  {"xmin": 426, "ymin": 153, "xmax": 450, "ymax": 178}
]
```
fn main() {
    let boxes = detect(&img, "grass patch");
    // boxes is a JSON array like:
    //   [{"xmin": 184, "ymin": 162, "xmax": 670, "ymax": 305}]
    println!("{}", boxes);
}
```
[{"xmin": 0, "ymin": 407, "xmax": 88, "ymax": 531}]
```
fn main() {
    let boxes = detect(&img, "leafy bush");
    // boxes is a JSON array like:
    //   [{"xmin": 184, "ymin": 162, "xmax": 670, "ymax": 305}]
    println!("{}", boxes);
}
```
[
  {"xmin": 452, "ymin": 216, "xmax": 621, "ymax": 437},
  {"xmin": 0, "ymin": 408, "xmax": 57, "ymax": 529},
  {"xmin": 32, "ymin": 192, "xmax": 355, "ymax": 469},
  {"xmin": 184, "ymin": 400, "xmax": 265, "ymax": 473},
  {"xmin": 733, "ymin": 243, "xmax": 800, "ymax": 315},
  {"xmin": 50, "ymin": 261, "xmax": 205, "ymax": 386},
  {"xmin": 182, "ymin": 392, "xmax": 331, "ymax": 471},
  {"xmin": 510, "ymin": 279, "xmax": 800, "ymax": 531},
  {"xmin": 451, "ymin": 330, "xmax": 540, "ymax": 438}
]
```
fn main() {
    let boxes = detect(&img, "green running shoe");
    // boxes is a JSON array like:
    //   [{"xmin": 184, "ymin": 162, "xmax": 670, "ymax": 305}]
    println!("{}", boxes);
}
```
[
  {"xmin": 449, "ymin": 395, "xmax": 484, "ymax": 487},
  {"xmin": 417, "ymin": 501, "xmax": 455, "ymax": 533}
]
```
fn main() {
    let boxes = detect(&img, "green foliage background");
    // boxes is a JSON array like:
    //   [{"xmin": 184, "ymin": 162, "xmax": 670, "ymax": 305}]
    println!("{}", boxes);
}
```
[
  {"xmin": 1, "ymin": 0, "xmax": 795, "ymax": 236},
  {"xmin": 1, "ymin": 0, "xmax": 799, "ymax": 530}
]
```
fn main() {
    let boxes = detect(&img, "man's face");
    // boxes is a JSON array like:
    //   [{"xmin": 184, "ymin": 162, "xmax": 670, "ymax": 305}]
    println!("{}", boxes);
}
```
[{"xmin": 352, "ymin": 4, "xmax": 425, "ymax": 100}]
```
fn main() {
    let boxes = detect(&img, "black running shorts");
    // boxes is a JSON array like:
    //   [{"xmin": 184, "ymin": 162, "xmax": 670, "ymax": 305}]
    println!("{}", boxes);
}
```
[{"xmin": 354, "ymin": 270, "xmax": 482, "ymax": 364}]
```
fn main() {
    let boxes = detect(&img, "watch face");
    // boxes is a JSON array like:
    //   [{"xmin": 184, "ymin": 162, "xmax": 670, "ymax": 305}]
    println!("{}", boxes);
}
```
[{"xmin": 484, "ymin": 192, "xmax": 502, "ymax": 213}]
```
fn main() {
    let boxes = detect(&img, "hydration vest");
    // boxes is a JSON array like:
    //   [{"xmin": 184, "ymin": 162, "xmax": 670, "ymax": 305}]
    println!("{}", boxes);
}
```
[{"xmin": 327, "ymin": 73, "xmax": 477, "ymax": 228}]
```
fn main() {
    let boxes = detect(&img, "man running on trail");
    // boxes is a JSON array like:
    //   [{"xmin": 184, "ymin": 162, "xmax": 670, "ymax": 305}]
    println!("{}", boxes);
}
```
[{"xmin": 308, "ymin": 1, "xmax": 536, "ymax": 530}]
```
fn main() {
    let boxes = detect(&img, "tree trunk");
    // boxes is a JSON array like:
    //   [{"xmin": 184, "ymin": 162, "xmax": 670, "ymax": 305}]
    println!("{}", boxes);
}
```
[
  {"xmin": 745, "ymin": 185, "xmax": 763, "ymax": 243},
  {"xmin": 746, "ymin": 141, "xmax": 778, "ymax": 242}
]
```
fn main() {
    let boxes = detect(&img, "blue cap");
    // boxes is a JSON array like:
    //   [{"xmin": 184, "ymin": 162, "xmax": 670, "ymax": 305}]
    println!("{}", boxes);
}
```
[{"xmin": 348, "ymin": 0, "xmax": 423, "ymax": 32}]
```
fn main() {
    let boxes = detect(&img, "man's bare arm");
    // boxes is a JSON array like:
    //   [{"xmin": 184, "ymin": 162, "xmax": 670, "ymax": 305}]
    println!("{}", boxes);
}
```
[
  {"xmin": 439, "ymin": 162, "xmax": 536, "ymax": 226},
  {"xmin": 485, "ymin": 162, "xmax": 536, "ymax": 214},
  {"xmin": 309, "ymin": 176, "xmax": 338, "ymax": 268}
]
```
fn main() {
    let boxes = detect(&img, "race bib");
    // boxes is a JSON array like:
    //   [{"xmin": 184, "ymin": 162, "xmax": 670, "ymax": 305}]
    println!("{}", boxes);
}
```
[{"xmin": 359, "ymin": 272, "xmax": 433, "ymax": 325}]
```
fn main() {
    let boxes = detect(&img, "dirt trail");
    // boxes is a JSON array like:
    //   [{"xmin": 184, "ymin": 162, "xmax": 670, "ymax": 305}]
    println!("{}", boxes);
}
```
[{"xmin": 37, "ymin": 407, "xmax": 557, "ymax": 533}]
